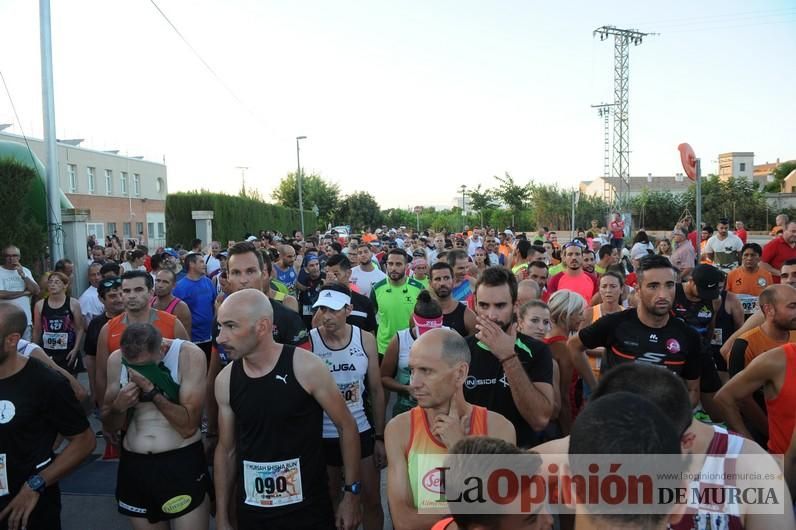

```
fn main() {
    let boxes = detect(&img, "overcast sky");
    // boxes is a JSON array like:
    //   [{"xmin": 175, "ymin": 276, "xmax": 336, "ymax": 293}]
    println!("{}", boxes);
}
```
[{"xmin": 1, "ymin": 0, "xmax": 794, "ymax": 209}]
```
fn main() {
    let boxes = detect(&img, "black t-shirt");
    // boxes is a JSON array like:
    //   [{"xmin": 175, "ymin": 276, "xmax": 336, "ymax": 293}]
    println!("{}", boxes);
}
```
[
  {"xmin": 84, "ymin": 313, "xmax": 110, "ymax": 357},
  {"xmin": 673, "ymin": 284, "xmax": 716, "ymax": 341},
  {"xmin": 0, "ymin": 358, "xmax": 89, "ymax": 501},
  {"xmin": 297, "ymin": 271, "xmax": 324, "ymax": 327},
  {"xmin": 212, "ymin": 298, "xmax": 309, "ymax": 366},
  {"xmin": 464, "ymin": 334, "xmax": 554, "ymax": 448},
  {"xmin": 578, "ymin": 308, "xmax": 701, "ymax": 380},
  {"xmin": 349, "ymin": 291, "xmax": 377, "ymax": 333}
]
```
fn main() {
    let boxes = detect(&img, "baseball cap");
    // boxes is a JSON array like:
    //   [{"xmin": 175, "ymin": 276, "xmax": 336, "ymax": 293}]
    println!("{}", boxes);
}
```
[
  {"xmin": 312, "ymin": 289, "xmax": 351, "ymax": 311},
  {"xmin": 305, "ymin": 253, "xmax": 319, "ymax": 263},
  {"xmin": 691, "ymin": 264, "xmax": 723, "ymax": 300},
  {"xmin": 246, "ymin": 235, "xmax": 258, "ymax": 242},
  {"xmin": 630, "ymin": 245, "xmax": 650, "ymax": 261},
  {"xmin": 164, "ymin": 248, "xmax": 179, "ymax": 258}
]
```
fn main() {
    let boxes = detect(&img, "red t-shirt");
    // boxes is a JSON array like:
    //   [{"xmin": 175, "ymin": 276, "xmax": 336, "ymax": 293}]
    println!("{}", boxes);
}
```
[
  {"xmin": 545, "ymin": 271, "xmax": 599, "ymax": 304},
  {"xmin": 762, "ymin": 237, "xmax": 796, "ymax": 283},
  {"xmin": 735, "ymin": 228, "xmax": 747, "ymax": 244},
  {"xmin": 609, "ymin": 219, "xmax": 625, "ymax": 239}
]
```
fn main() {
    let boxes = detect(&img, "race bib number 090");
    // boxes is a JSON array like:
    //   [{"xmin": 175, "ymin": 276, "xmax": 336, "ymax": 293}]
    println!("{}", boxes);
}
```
[
  {"xmin": 243, "ymin": 458, "xmax": 303, "ymax": 508},
  {"xmin": 0, "ymin": 453, "xmax": 9, "ymax": 497}
]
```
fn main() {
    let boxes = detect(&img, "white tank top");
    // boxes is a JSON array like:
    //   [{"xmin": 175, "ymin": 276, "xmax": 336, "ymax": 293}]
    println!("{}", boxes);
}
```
[
  {"xmin": 310, "ymin": 326, "xmax": 371, "ymax": 437},
  {"xmin": 120, "ymin": 339, "xmax": 183, "ymax": 386},
  {"xmin": 396, "ymin": 328, "xmax": 415, "ymax": 378},
  {"xmin": 16, "ymin": 339, "xmax": 39, "ymax": 358}
]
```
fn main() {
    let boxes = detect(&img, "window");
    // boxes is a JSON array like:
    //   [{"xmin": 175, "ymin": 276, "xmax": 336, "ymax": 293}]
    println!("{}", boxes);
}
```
[
  {"xmin": 156, "ymin": 177, "xmax": 164, "ymax": 193},
  {"xmin": 104, "ymin": 169, "xmax": 113, "ymax": 195},
  {"xmin": 123, "ymin": 222, "xmax": 131, "ymax": 238},
  {"xmin": 740, "ymin": 162, "xmax": 746, "ymax": 172},
  {"xmin": 120, "ymin": 172, "xmax": 128, "ymax": 195},
  {"xmin": 158, "ymin": 222, "xmax": 165, "ymax": 238},
  {"xmin": 136, "ymin": 222, "xmax": 144, "ymax": 237},
  {"xmin": 107, "ymin": 222, "xmax": 117, "ymax": 236},
  {"xmin": 86, "ymin": 223, "xmax": 105, "ymax": 241},
  {"xmin": 133, "ymin": 173, "xmax": 141, "ymax": 196},
  {"xmin": 87, "ymin": 167, "xmax": 96, "ymax": 194},
  {"xmin": 67, "ymin": 164, "xmax": 77, "ymax": 192},
  {"xmin": 148, "ymin": 222, "xmax": 155, "ymax": 238}
]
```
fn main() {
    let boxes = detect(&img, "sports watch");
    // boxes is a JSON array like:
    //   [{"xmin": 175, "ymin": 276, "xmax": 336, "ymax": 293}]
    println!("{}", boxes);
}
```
[
  {"xmin": 26, "ymin": 474, "xmax": 46, "ymax": 494},
  {"xmin": 343, "ymin": 481, "xmax": 361, "ymax": 495}
]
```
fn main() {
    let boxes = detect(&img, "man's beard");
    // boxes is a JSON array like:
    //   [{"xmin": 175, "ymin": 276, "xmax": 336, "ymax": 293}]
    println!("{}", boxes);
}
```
[
  {"xmin": 435, "ymin": 287, "xmax": 451, "ymax": 299},
  {"xmin": 389, "ymin": 271, "xmax": 404, "ymax": 281}
]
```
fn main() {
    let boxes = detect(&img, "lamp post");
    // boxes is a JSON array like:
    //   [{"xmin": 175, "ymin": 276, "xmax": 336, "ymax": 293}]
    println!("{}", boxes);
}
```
[
  {"xmin": 296, "ymin": 136, "xmax": 307, "ymax": 235},
  {"xmin": 459, "ymin": 185, "xmax": 467, "ymax": 231}
]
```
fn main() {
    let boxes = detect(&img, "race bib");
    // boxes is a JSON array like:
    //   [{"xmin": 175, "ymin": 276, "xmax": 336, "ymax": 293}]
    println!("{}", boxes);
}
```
[
  {"xmin": 710, "ymin": 328, "xmax": 723, "ymax": 347},
  {"xmin": 43, "ymin": 331, "xmax": 68, "ymax": 350},
  {"xmin": 338, "ymin": 380, "xmax": 361, "ymax": 405},
  {"xmin": 738, "ymin": 294, "xmax": 758, "ymax": 316},
  {"xmin": 243, "ymin": 458, "xmax": 303, "ymax": 508},
  {"xmin": 302, "ymin": 304, "xmax": 313, "ymax": 316},
  {"xmin": 0, "ymin": 454, "xmax": 9, "ymax": 497}
]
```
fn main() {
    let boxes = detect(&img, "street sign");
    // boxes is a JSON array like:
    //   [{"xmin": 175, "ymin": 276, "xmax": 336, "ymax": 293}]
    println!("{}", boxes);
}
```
[{"xmin": 413, "ymin": 206, "xmax": 423, "ymax": 214}]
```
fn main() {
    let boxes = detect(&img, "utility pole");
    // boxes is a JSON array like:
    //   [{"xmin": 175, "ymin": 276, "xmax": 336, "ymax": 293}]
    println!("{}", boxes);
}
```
[
  {"xmin": 591, "ymin": 102, "xmax": 614, "ymax": 204},
  {"xmin": 235, "ymin": 166, "xmax": 248, "ymax": 196},
  {"xmin": 594, "ymin": 26, "xmax": 655, "ymax": 209}
]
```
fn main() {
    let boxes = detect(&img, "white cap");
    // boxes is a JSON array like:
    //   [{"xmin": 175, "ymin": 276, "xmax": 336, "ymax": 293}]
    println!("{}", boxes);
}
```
[
  {"xmin": 246, "ymin": 235, "xmax": 257, "ymax": 242},
  {"xmin": 630, "ymin": 244, "xmax": 649, "ymax": 261},
  {"xmin": 312, "ymin": 289, "xmax": 351, "ymax": 310}
]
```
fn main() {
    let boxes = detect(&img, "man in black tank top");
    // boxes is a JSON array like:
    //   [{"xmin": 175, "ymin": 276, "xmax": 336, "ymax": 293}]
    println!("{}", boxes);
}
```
[
  {"xmin": 214, "ymin": 288, "xmax": 362, "ymax": 530},
  {"xmin": 430, "ymin": 262, "xmax": 476, "ymax": 336}
]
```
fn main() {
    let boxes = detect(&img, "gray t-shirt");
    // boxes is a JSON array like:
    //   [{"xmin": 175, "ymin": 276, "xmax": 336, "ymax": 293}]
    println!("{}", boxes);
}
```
[{"xmin": 0, "ymin": 266, "xmax": 34, "ymax": 326}]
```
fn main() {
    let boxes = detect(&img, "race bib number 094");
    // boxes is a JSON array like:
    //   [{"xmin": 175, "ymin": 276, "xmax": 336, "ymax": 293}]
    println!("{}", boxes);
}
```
[{"xmin": 243, "ymin": 458, "xmax": 303, "ymax": 508}]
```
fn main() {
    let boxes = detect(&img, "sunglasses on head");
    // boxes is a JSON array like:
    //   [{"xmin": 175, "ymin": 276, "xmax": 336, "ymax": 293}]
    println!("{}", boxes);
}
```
[
  {"xmin": 562, "ymin": 241, "xmax": 585, "ymax": 250},
  {"xmin": 100, "ymin": 278, "xmax": 122, "ymax": 289}
]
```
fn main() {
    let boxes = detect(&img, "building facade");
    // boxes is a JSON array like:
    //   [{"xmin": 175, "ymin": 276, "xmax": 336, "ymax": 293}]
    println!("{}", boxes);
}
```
[
  {"xmin": 718, "ymin": 152, "xmax": 755, "ymax": 181},
  {"xmin": 579, "ymin": 175, "xmax": 691, "ymax": 200},
  {"xmin": 0, "ymin": 131, "xmax": 167, "ymax": 250}
]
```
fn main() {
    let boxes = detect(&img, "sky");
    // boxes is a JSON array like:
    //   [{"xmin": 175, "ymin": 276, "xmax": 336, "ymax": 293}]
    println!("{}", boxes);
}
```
[{"xmin": 1, "ymin": 0, "xmax": 794, "ymax": 209}]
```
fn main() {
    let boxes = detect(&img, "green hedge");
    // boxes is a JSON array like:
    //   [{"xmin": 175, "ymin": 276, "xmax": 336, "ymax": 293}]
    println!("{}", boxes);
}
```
[
  {"xmin": 0, "ymin": 157, "xmax": 48, "ymax": 269},
  {"xmin": 165, "ymin": 192, "xmax": 321, "ymax": 246}
]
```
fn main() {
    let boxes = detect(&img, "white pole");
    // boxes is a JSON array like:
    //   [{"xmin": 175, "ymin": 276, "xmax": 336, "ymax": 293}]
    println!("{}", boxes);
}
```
[{"xmin": 40, "ymin": 0, "xmax": 63, "ymax": 264}]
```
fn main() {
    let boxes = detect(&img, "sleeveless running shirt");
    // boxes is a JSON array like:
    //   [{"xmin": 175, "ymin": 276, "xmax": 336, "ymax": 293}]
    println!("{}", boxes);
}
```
[
  {"xmin": 393, "ymin": 328, "xmax": 417, "ymax": 417},
  {"xmin": 309, "ymin": 326, "xmax": 371, "ymax": 438},
  {"xmin": 766, "ymin": 342, "xmax": 796, "ymax": 454},
  {"xmin": 670, "ymin": 425, "xmax": 744, "ymax": 530},
  {"xmin": 107, "ymin": 310, "xmax": 178, "ymax": 353},
  {"xmin": 443, "ymin": 303, "xmax": 468, "ymax": 337},
  {"xmin": 149, "ymin": 295, "xmax": 181, "ymax": 314},
  {"xmin": 230, "ymin": 345, "xmax": 328, "ymax": 517},
  {"xmin": 407, "ymin": 405, "xmax": 488, "ymax": 511},
  {"xmin": 40, "ymin": 297, "xmax": 78, "ymax": 370}
]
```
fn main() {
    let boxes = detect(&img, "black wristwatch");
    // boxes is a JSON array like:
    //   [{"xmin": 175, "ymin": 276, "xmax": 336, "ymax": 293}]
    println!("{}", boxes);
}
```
[
  {"xmin": 139, "ymin": 386, "xmax": 162, "ymax": 402},
  {"xmin": 343, "ymin": 481, "xmax": 361, "ymax": 495},
  {"xmin": 27, "ymin": 474, "xmax": 46, "ymax": 494}
]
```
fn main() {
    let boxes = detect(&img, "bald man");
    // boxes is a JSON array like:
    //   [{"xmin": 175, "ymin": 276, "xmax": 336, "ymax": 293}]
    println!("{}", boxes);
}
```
[
  {"xmin": 213, "ymin": 289, "xmax": 361, "ymax": 530},
  {"xmin": 516, "ymin": 279, "xmax": 541, "ymax": 308},
  {"xmin": 272, "ymin": 244, "xmax": 300, "ymax": 296},
  {"xmin": 385, "ymin": 328, "xmax": 515, "ymax": 530}
]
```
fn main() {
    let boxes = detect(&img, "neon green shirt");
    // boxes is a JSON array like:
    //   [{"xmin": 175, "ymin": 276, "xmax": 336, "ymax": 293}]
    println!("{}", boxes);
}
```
[{"xmin": 371, "ymin": 277, "xmax": 425, "ymax": 354}]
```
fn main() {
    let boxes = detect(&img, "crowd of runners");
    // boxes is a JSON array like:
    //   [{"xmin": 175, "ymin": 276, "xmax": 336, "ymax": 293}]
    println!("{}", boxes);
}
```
[{"xmin": 2, "ymin": 211, "xmax": 796, "ymax": 529}]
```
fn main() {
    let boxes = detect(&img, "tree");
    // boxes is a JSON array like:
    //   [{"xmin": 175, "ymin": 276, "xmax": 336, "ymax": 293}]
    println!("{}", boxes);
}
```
[
  {"xmin": 467, "ymin": 184, "xmax": 497, "ymax": 226},
  {"xmin": 0, "ymin": 158, "xmax": 48, "ymax": 267},
  {"xmin": 490, "ymin": 172, "xmax": 531, "ymax": 228},
  {"xmin": 272, "ymin": 172, "xmax": 341, "ymax": 226},
  {"xmin": 767, "ymin": 161, "xmax": 796, "ymax": 192},
  {"xmin": 337, "ymin": 192, "xmax": 382, "ymax": 231}
]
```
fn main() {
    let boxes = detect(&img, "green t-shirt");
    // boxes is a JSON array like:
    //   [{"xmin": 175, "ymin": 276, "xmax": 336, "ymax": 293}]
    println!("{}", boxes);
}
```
[{"xmin": 371, "ymin": 277, "xmax": 425, "ymax": 354}]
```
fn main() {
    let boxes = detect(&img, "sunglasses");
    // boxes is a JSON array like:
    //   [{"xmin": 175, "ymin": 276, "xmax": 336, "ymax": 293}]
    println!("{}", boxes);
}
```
[{"xmin": 100, "ymin": 278, "xmax": 123, "ymax": 289}]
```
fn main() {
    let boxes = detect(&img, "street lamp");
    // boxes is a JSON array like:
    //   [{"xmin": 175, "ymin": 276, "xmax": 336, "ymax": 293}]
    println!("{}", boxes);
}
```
[
  {"xmin": 459, "ymin": 185, "xmax": 467, "ymax": 231},
  {"xmin": 296, "ymin": 136, "xmax": 307, "ymax": 235}
]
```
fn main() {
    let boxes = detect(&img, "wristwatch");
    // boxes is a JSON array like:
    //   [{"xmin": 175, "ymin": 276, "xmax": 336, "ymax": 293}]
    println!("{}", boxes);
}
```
[
  {"xmin": 27, "ymin": 474, "xmax": 46, "ymax": 494},
  {"xmin": 139, "ymin": 386, "xmax": 162, "ymax": 402},
  {"xmin": 343, "ymin": 481, "xmax": 361, "ymax": 495}
]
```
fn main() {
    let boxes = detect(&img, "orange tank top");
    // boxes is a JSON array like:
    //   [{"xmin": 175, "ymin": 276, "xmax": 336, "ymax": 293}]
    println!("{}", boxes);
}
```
[
  {"xmin": 106, "ymin": 309, "xmax": 178, "ymax": 353},
  {"xmin": 407, "ymin": 405, "xmax": 489, "ymax": 511},
  {"xmin": 766, "ymin": 343, "xmax": 796, "ymax": 454}
]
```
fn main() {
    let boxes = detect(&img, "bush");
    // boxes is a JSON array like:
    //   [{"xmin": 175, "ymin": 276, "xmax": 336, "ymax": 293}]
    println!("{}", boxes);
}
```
[
  {"xmin": 165, "ymin": 191, "xmax": 321, "ymax": 246},
  {"xmin": 0, "ymin": 157, "xmax": 48, "ymax": 267}
]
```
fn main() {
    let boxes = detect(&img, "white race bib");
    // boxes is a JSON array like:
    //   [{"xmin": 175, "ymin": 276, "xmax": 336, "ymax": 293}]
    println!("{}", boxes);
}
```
[
  {"xmin": 737, "ymin": 294, "xmax": 758, "ymax": 316},
  {"xmin": 243, "ymin": 458, "xmax": 303, "ymax": 508},
  {"xmin": 338, "ymin": 380, "xmax": 361, "ymax": 406},
  {"xmin": 42, "ymin": 331, "xmax": 68, "ymax": 350},
  {"xmin": 302, "ymin": 304, "xmax": 313, "ymax": 316},
  {"xmin": 710, "ymin": 328, "xmax": 723, "ymax": 347},
  {"xmin": 0, "ymin": 454, "xmax": 8, "ymax": 497}
]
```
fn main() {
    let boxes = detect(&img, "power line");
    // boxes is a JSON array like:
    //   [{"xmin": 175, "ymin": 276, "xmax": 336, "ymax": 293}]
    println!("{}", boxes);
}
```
[
  {"xmin": 628, "ymin": 6, "xmax": 796, "ymax": 28},
  {"xmin": 147, "ymin": 0, "xmax": 269, "ymax": 129}
]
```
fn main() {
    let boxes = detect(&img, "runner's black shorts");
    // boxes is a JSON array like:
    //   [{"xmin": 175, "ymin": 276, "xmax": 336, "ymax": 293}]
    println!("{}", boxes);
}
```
[
  {"xmin": 700, "ymin": 348, "xmax": 722, "ymax": 393},
  {"xmin": 237, "ymin": 495, "xmax": 335, "ymax": 530},
  {"xmin": 0, "ymin": 484, "xmax": 61, "ymax": 530},
  {"xmin": 322, "ymin": 428, "xmax": 375, "ymax": 467},
  {"xmin": 116, "ymin": 441, "xmax": 210, "ymax": 523}
]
